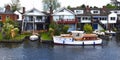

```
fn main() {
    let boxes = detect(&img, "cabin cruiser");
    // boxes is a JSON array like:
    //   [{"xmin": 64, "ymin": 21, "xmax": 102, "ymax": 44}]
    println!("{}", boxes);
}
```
[{"xmin": 53, "ymin": 31, "xmax": 102, "ymax": 45}]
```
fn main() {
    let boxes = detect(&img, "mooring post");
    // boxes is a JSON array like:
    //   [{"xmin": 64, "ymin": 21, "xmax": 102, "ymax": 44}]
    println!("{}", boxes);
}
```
[{"xmin": 93, "ymin": 42, "xmax": 95, "ymax": 47}]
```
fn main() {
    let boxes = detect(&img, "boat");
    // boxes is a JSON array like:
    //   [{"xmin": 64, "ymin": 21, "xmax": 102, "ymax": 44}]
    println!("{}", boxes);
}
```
[
  {"xmin": 105, "ymin": 30, "xmax": 116, "ymax": 36},
  {"xmin": 29, "ymin": 34, "xmax": 39, "ymax": 41},
  {"xmin": 53, "ymin": 31, "xmax": 102, "ymax": 45}
]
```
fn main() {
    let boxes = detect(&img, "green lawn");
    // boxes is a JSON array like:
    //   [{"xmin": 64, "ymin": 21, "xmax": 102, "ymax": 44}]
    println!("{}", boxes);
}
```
[
  {"xmin": 40, "ymin": 32, "xmax": 52, "ymax": 41},
  {"xmin": 0, "ymin": 32, "xmax": 29, "ymax": 41},
  {"xmin": 0, "ymin": 32, "xmax": 53, "ymax": 41}
]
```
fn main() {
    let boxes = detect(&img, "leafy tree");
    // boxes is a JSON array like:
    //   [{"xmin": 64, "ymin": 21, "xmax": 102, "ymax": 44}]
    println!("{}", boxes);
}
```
[
  {"xmin": 42, "ymin": 0, "xmax": 60, "ymax": 12},
  {"xmin": 67, "ymin": 5, "xmax": 71, "ymax": 9},
  {"xmin": 81, "ymin": 4, "xmax": 86, "ymax": 8},
  {"xmin": 49, "ymin": 21, "xmax": 69, "ymax": 36},
  {"xmin": 42, "ymin": 0, "xmax": 60, "ymax": 23},
  {"xmin": 2, "ymin": 18, "xmax": 19, "ymax": 39},
  {"xmin": 49, "ymin": 21, "xmax": 61, "ymax": 35},
  {"xmin": 83, "ymin": 24, "xmax": 93, "ymax": 34},
  {"xmin": 105, "ymin": 4, "xmax": 117, "ymax": 9},
  {"xmin": 62, "ymin": 25, "xmax": 69, "ymax": 34},
  {"xmin": 10, "ymin": 0, "xmax": 21, "ymax": 12}
]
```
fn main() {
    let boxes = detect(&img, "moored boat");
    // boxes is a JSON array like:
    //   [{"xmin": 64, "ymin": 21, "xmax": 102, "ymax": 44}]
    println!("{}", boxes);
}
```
[{"xmin": 53, "ymin": 31, "xmax": 102, "ymax": 45}]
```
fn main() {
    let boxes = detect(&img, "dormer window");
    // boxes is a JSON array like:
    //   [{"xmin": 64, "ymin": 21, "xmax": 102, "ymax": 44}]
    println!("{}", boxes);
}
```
[
  {"xmin": 91, "ymin": 10, "xmax": 100, "ymax": 14},
  {"xmin": 110, "ymin": 17, "xmax": 115, "ymax": 20},
  {"xmin": 74, "ymin": 10, "xmax": 84, "ymax": 14},
  {"xmin": 93, "ymin": 11, "xmax": 98, "ymax": 13}
]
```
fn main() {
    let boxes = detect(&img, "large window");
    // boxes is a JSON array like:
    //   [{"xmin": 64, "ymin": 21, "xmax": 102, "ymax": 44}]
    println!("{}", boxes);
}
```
[
  {"xmin": 28, "ymin": 16, "xmax": 33, "ymax": 21},
  {"xmin": 36, "ymin": 16, "xmax": 42, "ymax": 21}
]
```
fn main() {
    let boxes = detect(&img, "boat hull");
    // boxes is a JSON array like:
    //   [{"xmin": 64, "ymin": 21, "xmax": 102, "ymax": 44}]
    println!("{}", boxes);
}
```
[{"xmin": 53, "ymin": 36, "xmax": 102, "ymax": 45}]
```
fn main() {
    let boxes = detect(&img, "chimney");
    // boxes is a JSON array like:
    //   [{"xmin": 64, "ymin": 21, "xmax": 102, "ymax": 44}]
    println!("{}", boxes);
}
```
[
  {"xmin": 22, "ymin": 7, "xmax": 25, "ymax": 14},
  {"xmin": 102, "ymin": 6, "xmax": 106, "ymax": 12},
  {"xmin": 86, "ymin": 5, "xmax": 90, "ymax": 12},
  {"xmin": 5, "ymin": 5, "xmax": 11, "ymax": 11}
]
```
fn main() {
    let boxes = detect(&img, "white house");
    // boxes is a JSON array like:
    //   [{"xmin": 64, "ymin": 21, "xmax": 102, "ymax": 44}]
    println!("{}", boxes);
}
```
[
  {"xmin": 22, "ymin": 8, "xmax": 49, "ymax": 32},
  {"xmin": 108, "ymin": 11, "xmax": 117, "ymax": 23},
  {"xmin": 53, "ymin": 8, "xmax": 77, "ymax": 32}
]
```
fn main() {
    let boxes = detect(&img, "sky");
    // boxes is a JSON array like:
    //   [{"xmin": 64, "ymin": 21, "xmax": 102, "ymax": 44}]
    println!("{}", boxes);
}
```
[{"xmin": 0, "ymin": 0, "xmax": 120, "ymax": 11}]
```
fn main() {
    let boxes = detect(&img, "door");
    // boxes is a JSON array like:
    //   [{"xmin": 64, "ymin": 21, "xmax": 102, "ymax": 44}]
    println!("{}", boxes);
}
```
[{"xmin": 93, "ymin": 24, "xmax": 98, "ymax": 30}]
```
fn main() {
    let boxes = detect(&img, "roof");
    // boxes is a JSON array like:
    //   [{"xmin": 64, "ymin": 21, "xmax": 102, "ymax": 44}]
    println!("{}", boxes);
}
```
[
  {"xmin": 53, "ymin": 7, "xmax": 75, "ymax": 15},
  {"xmin": 0, "ymin": 7, "xmax": 14, "ymax": 14},
  {"xmin": 69, "ymin": 7, "xmax": 109, "ymax": 16},
  {"xmin": 71, "ymin": 31, "xmax": 84, "ymax": 33},
  {"xmin": 23, "ymin": 8, "xmax": 46, "ymax": 16}
]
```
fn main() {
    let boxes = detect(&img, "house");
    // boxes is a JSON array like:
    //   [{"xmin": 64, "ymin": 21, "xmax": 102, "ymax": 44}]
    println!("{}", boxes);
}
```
[
  {"xmin": 69, "ymin": 6, "xmax": 117, "ymax": 31},
  {"xmin": 0, "ymin": 5, "xmax": 18, "ymax": 22},
  {"xmin": 14, "ymin": 7, "xmax": 25, "ymax": 21},
  {"xmin": 109, "ymin": 9, "xmax": 120, "ymax": 30},
  {"xmin": 53, "ymin": 8, "xmax": 77, "ymax": 32},
  {"xmin": 22, "ymin": 8, "xmax": 49, "ymax": 32}
]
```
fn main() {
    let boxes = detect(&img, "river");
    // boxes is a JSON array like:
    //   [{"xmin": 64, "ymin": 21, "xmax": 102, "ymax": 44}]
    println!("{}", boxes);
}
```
[{"xmin": 0, "ymin": 36, "xmax": 120, "ymax": 60}]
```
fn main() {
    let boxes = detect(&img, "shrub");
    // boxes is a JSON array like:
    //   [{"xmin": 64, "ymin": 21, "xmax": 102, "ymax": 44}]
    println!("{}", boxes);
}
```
[{"xmin": 83, "ymin": 24, "xmax": 93, "ymax": 34}]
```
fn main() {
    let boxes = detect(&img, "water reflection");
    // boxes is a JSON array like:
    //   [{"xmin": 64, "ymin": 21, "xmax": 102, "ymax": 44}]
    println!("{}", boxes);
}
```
[{"xmin": 0, "ymin": 37, "xmax": 120, "ymax": 60}]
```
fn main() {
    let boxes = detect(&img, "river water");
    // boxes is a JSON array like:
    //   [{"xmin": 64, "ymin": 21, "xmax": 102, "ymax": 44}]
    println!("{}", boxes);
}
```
[{"xmin": 0, "ymin": 37, "xmax": 120, "ymax": 60}]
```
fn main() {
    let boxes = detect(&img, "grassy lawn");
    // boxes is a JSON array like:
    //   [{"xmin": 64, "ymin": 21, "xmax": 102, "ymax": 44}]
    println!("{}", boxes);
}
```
[
  {"xmin": 0, "ymin": 32, "xmax": 30, "ymax": 41},
  {"xmin": 40, "ymin": 32, "xmax": 53, "ymax": 41},
  {"xmin": 13, "ymin": 34, "xmax": 27, "ymax": 41},
  {"xmin": 0, "ymin": 32, "xmax": 53, "ymax": 41}
]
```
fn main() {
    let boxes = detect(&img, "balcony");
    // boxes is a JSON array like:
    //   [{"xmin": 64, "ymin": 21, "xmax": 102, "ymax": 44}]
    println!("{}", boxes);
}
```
[
  {"xmin": 56, "ymin": 19, "xmax": 77, "ymax": 24},
  {"xmin": 24, "ymin": 19, "xmax": 45, "ymax": 23}
]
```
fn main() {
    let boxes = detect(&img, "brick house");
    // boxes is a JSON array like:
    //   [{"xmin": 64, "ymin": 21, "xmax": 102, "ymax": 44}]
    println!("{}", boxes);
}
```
[{"xmin": 0, "ymin": 5, "xmax": 18, "ymax": 22}]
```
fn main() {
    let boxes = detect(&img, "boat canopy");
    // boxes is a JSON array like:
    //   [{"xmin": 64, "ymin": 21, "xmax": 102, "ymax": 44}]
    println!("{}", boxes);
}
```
[{"xmin": 71, "ymin": 31, "xmax": 84, "ymax": 34}]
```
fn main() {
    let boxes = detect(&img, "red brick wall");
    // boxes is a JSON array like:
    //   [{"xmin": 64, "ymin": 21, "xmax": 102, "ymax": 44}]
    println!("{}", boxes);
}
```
[{"xmin": 0, "ymin": 14, "xmax": 17, "ymax": 22}]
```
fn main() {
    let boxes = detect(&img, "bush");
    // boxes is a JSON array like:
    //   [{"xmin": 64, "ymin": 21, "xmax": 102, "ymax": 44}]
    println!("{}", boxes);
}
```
[
  {"xmin": 83, "ymin": 24, "xmax": 93, "ymax": 33},
  {"xmin": 2, "ymin": 18, "xmax": 19, "ymax": 39}
]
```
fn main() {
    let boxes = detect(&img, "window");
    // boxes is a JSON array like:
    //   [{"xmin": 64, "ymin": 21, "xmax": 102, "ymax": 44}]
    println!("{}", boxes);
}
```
[
  {"xmin": 28, "ymin": 16, "xmax": 33, "ymax": 21},
  {"xmin": 100, "ymin": 17, "xmax": 107, "ymax": 21},
  {"xmin": 93, "ymin": 11, "xmax": 98, "ymax": 13},
  {"xmin": 6, "ymin": 16, "xmax": 10, "ymax": 19},
  {"xmin": 36, "ymin": 16, "xmax": 42, "ymax": 21},
  {"xmin": 74, "ymin": 10, "xmax": 84, "ymax": 14},
  {"xmin": 82, "ymin": 17, "xmax": 90, "ymax": 20},
  {"xmin": 77, "ymin": 17, "xmax": 81, "ymax": 22},
  {"xmin": 110, "ymin": 17, "xmax": 115, "ymax": 20},
  {"xmin": 91, "ymin": 10, "xmax": 100, "ymax": 14},
  {"xmin": 59, "ymin": 15, "xmax": 64, "ymax": 20}
]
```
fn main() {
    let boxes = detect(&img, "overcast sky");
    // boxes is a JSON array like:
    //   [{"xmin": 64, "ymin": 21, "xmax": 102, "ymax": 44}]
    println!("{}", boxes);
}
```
[{"xmin": 0, "ymin": 0, "xmax": 120, "ymax": 11}]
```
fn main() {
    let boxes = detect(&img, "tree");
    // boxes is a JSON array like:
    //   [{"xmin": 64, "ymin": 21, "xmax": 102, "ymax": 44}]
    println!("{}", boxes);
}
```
[
  {"xmin": 2, "ymin": 18, "xmax": 19, "ymax": 39},
  {"xmin": 81, "ymin": 4, "xmax": 86, "ymax": 8},
  {"xmin": 83, "ymin": 24, "xmax": 93, "ymax": 34},
  {"xmin": 105, "ymin": 4, "xmax": 117, "ymax": 9},
  {"xmin": 42, "ymin": 0, "xmax": 60, "ymax": 23},
  {"xmin": 111, "ymin": 0, "xmax": 117, "ymax": 6},
  {"xmin": 49, "ymin": 21, "xmax": 69, "ymax": 36},
  {"xmin": 67, "ymin": 5, "xmax": 71, "ymax": 9},
  {"xmin": 42, "ymin": 0, "xmax": 60, "ymax": 12},
  {"xmin": 10, "ymin": 0, "xmax": 21, "ymax": 12}
]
